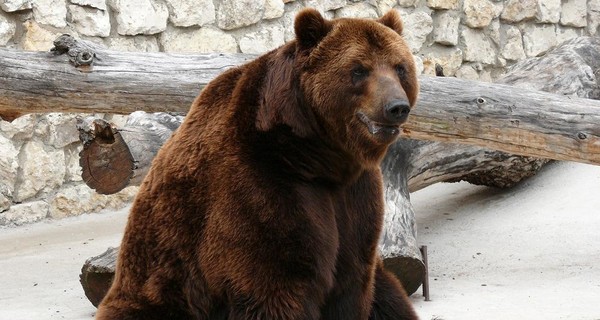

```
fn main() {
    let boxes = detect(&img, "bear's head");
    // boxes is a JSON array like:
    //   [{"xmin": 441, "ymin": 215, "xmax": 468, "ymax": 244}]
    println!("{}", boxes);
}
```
[{"xmin": 294, "ymin": 8, "xmax": 419, "ymax": 166}]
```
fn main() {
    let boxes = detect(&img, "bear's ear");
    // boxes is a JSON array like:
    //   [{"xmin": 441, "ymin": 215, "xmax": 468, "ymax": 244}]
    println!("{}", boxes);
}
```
[
  {"xmin": 295, "ymin": 8, "xmax": 332, "ymax": 50},
  {"xmin": 378, "ymin": 10, "xmax": 403, "ymax": 35}
]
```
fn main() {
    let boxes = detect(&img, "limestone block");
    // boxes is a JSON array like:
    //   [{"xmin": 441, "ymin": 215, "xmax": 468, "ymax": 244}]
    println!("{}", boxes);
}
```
[
  {"xmin": 281, "ymin": 0, "xmax": 303, "ymax": 42},
  {"xmin": 13, "ymin": 140, "xmax": 66, "ymax": 202},
  {"xmin": 455, "ymin": 64, "xmax": 479, "ymax": 80},
  {"xmin": 432, "ymin": 10, "xmax": 460, "ymax": 45},
  {"xmin": 104, "ymin": 35, "xmax": 159, "ymax": 52},
  {"xmin": 536, "ymin": 0, "xmax": 560, "ymax": 23},
  {"xmin": 0, "ymin": 0, "xmax": 32, "ymax": 12},
  {"xmin": 20, "ymin": 20, "xmax": 62, "ymax": 51},
  {"xmin": 560, "ymin": 0, "xmax": 587, "ymax": 28},
  {"xmin": 68, "ymin": 5, "xmax": 111, "ymax": 37},
  {"xmin": 64, "ymin": 145, "xmax": 83, "ymax": 182},
  {"xmin": 500, "ymin": 25, "xmax": 525, "ymax": 61},
  {"xmin": 0, "ymin": 201, "xmax": 49, "ymax": 226},
  {"xmin": 160, "ymin": 26, "xmax": 238, "ymax": 53},
  {"xmin": 217, "ymin": 0, "xmax": 265, "ymax": 30},
  {"xmin": 0, "ymin": 193, "xmax": 9, "ymax": 212},
  {"xmin": 263, "ymin": 0, "xmax": 284, "ymax": 20},
  {"xmin": 422, "ymin": 47, "xmax": 463, "ymax": 76},
  {"xmin": 500, "ymin": 0, "xmax": 536, "ymax": 22},
  {"xmin": 463, "ymin": 0, "xmax": 495, "ymax": 28},
  {"xmin": 488, "ymin": 18, "xmax": 500, "ymax": 45},
  {"xmin": 0, "ymin": 134, "xmax": 18, "ymax": 202},
  {"xmin": 335, "ymin": 2, "xmax": 378, "ymax": 19},
  {"xmin": 0, "ymin": 114, "xmax": 35, "ymax": 140},
  {"xmin": 239, "ymin": 24, "xmax": 285, "ymax": 54},
  {"xmin": 412, "ymin": 55, "xmax": 424, "ymax": 75},
  {"xmin": 522, "ymin": 23, "xmax": 557, "ymax": 57},
  {"xmin": 34, "ymin": 114, "xmax": 80, "ymax": 149},
  {"xmin": 0, "ymin": 10, "xmax": 15, "ymax": 45},
  {"xmin": 426, "ymin": 0, "xmax": 458, "ymax": 10},
  {"xmin": 70, "ymin": 0, "xmax": 107, "ymax": 10},
  {"xmin": 108, "ymin": 0, "xmax": 168, "ymax": 35},
  {"xmin": 399, "ymin": 10, "xmax": 433, "ymax": 53},
  {"xmin": 304, "ymin": 0, "xmax": 345, "ymax": 12},
  {"xmin": 373, "ymin": 0, "xmax": 397, "ymax": 15},
  {"xmin": 556, "ymin": 26, "xmax": 581, "ymax": 45},
  {"xmin": 460, "ymin": 27, "xmax": 497, "ymax": 65},
  {"xmin": 589, "ymin": 0, "xmax": 600, "ymax": 35},
  {"xmin": 32, "ymin": 0, "xmax": 67, "ymax": 28},
  {"xmin": 49, "ymin": 184, "xmax": 137, "ymax": 219},
  {"xmin": 398, "ymin": 0, "xmax": 418, "ymax": 7},
  {"xmin": 164, "ymin": 0, "xmax": 215, "ymax": 27}
]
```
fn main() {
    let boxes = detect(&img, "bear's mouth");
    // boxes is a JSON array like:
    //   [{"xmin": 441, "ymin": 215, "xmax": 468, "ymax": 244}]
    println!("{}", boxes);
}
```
[{"xmin": 356, "ymin": 112, "xmax": 400, "ymax": 137}]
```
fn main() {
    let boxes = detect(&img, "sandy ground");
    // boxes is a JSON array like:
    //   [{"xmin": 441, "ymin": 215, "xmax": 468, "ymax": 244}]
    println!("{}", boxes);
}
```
[{"xmin": 0, "ymin": 161, "xmax": 598, "ymax": 320}]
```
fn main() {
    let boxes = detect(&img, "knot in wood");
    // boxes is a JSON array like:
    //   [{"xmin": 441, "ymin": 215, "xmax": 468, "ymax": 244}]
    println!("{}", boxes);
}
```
[
  {"xmin": 577, "ymin": 132, "xmax": 587, "ymax": 140},
  {"xmin": 476, "ymin": 97, "xmax": 486, "ymax": 105},
  {"xmin": 77, "ymin": 51, "xmax": 95, "ymax": 66}
]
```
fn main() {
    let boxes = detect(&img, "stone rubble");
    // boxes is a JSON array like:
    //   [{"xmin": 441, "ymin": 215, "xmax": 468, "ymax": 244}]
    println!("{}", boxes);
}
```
[{"xmin": 0, "ymin": 0, "xmax": 598, "ymax": 225}]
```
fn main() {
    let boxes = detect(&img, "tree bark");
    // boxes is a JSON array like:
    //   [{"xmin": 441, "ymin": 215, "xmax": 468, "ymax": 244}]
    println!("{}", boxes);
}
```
[{"xmin": 1, "ymin": 35, "xmax": 599, "ymax": 164}]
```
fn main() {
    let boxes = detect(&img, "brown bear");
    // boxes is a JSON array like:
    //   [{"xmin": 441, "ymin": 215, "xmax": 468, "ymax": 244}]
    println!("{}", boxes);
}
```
[{"xmin": 96, "ymin": 8, "xmax": 419, "ymax": 320}]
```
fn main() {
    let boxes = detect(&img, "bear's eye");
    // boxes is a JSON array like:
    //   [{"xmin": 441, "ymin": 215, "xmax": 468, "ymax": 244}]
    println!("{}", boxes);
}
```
[
  {"xmin": 351, "ymin": 66, "xmax": 369, "ymax": 84},
  {"xmin": 395, "ymin": 64, "xmax": 407, "ymax": 79}
]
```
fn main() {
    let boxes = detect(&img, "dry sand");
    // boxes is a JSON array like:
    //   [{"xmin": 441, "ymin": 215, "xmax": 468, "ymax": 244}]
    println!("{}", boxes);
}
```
[{"xmin": 0, "ymin": 161, "xmax": 598, "ymax": 320}]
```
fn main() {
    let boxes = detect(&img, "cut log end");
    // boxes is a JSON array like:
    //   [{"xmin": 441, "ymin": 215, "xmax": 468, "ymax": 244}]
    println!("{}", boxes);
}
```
[
  {"xmin": 77, "ymin": 118, "xmax": 135, "ymax": 194},
  {"xmin": 383, "ymin": 256, "xmax": 426, "ymax": 296},
  {"xmin": 80, "ymin": 247, "xmax": 118, "ymax": 307}
]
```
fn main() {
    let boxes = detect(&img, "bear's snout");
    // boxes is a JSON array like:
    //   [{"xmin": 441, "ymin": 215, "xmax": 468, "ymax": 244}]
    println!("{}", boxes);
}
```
[{"xmin": 383, "ymin": 99, "xmax": 410, "ymax": 124}]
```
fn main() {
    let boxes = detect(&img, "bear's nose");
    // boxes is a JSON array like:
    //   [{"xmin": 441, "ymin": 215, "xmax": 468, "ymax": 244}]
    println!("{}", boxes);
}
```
[{"xmin": 383, "ymin": 99, "xmax": 411, "ymax": 124}]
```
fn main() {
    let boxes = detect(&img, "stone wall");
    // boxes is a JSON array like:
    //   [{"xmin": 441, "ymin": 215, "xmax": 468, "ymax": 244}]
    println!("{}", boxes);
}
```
[{"xmin": 0, "ymin": 0, "xmax": 598, "ymax": 225}]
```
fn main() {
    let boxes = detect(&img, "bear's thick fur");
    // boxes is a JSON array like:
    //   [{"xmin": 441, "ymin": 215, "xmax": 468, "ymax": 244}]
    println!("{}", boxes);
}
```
[{"xmin": 96, "ymin": 8, "xmax": 419, "ymax": 320}]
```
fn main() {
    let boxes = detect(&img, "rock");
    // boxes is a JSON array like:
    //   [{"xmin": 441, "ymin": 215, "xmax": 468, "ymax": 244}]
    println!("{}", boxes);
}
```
[
  {"xmin": 335, "ymin": 2, "xmax": 378, "ymax": 19},
  {"xmin": 589, "ymin": 0, "xmax": 600, "ymax": 36},
  {"xmin": 500, "ymin": 25, "xmax": 525, "ymax": 61},
  {"xmin": 500, "ymin": 0, "xmax": 536, "ymax": 23},
  {"xmin": 0, "ymin": 0, "xmax": 32, "ymax": 12},
  {"xmin": 422, "ymin": 47, "xmax": 463, "ymax": 76},
  {"xmin": 108, "ymin": 0, "xmax": 168, "ymax": 35},
  {"xmin": 535, "ymin": 0, "xmax": 560, "ymax": 23},
  {"xmin": 455, "ymin": 64, "xmax": 480, "ymax": 80},
  {"xmin": 304, "ymin": 0, "xmax": 345, "ymax": 12},
  {"xmin": 104, "ymin": 35, "xmax": 159, "ymax": 52},
  {"xmin": 426, "ymin": 0, "xmax": 458, "ymax": 10},
  {"xmin": 0, "ymin": 200, "xmax": 49, "ymax": 226},
  {"xmin": 432, "ymin": 10, "xmax": 460, "ymax": 45},
  {"xmin": 556, "ymin": 26, "xmax": 581, "ymax": 45},
  {"xmin": 160, "ymin": 26, "xmax": 238, "ymax": 53},
  {"xmin": 34, "ymin": 114, "xmax": 80, "ymax": 149},
  {"xmin": 216, "ymin": 0, "xmax": 265, "ymax": 30},
  {"xmin": 64, "ymin": 144, "xmax": 83, "ymax": 182},
  {"xmin": 560, "ymin": 0, "xmax": 587, "ymax": 28},
  {"xmin": 263, "ymin": 0, "xmax": 284, "ymax": 20},
  {"xmin": 13, "ymin": 140, "xmax": 66, "ymax": 202},
  {"xmin": 19, "ymin": 20, "xmax": 62, "ymax": 51},
  {"xmin": 522, "ymin": 23, "xmax": 557, "ymax": 57},
  {"xmin": 70, "ymin": 0, "xmax": 107, "ymax": 10},
  {"xmin": 0, "ymin": 193, "xmax": 9, "ymax": 212},
  {"xmin": 399, "ymin": 10, "xmax": 433, "ymax": 53},
  {"xmin": 373, "ymin": 0, "xmax": 397, "ymax": 15},
  {"xmin": 398, "ymin": 0, "xmax": 417, "ymax": 7},
  {"xmin": 463, "ymin": 0, "xmax": 495, "ymax": 28},
  {"xmin": 239, "ymin": 23, "xmax": 285, "ymax": 54},
  {"xmin": 0, "ymin": 10, "xmax": 16, "ymax": 45},
  {"xmin": 460, "ymin": 27, "xmax": 497, "ymax": 65},
  {"xmin": 163, "ymin": 0, "xmax": 215, "ymax": 27},
  {"xmin": 32, "ymin": 0, "xmax": 67, "ymax": 28},
  {"xmin": 280, "ymin": 0, "xmax": 303, "ymax": 42},
  {"xmin": 68, "ymin": 5, "xmax": 111, "ymax": 37},
  {"xmin": 49, "ymin": 184, "xmax": 137, "ymax": 219},
  {"xmin": 0, "ymin": 114, "xmax": 35, "ymax": 140},
  {"xmin": 412, "ymin": 55, "xmax": 424, "ymax": 75},
  {"xmin": 0, "ymin": 134, "xmax": 18, "ymax": 203}
]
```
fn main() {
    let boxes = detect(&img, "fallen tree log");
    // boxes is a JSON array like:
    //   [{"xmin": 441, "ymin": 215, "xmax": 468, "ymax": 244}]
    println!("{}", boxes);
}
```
[
  {"xmin": 1, "ymin": 35, "xmax": 599, "ymax": 164},
  {"xmin": 75, "ymin": 37, "xmax": 600, "ymax": 306}
]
